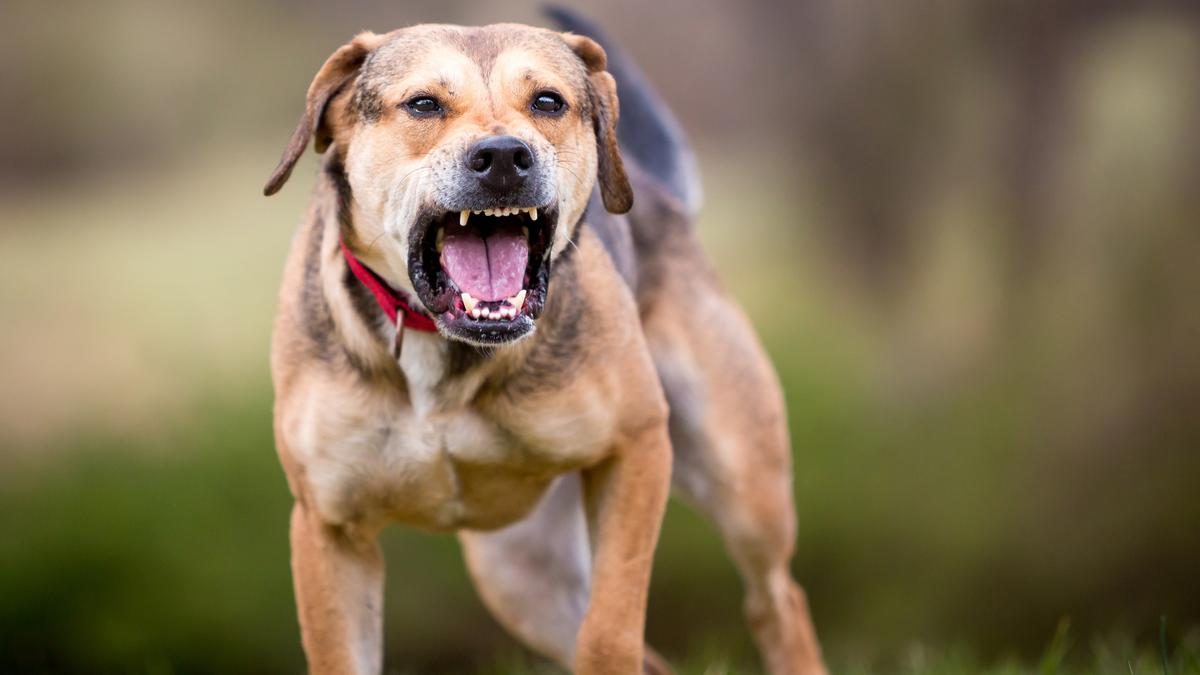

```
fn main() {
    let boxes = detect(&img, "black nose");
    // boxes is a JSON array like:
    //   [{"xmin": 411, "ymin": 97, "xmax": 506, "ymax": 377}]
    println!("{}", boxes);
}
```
[{"xmin": 467, "ymin": 135, "xmax": 533, "ymax": 194}]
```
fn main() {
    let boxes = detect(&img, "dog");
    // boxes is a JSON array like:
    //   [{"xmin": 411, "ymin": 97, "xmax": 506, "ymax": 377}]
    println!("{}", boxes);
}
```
[{"xmin": 264, "ymin": 8, "xmax": 826, "ymax": 674}]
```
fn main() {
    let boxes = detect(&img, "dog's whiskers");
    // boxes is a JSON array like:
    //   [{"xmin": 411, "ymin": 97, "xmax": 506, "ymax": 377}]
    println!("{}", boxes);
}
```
[
  {"xmin": 365, "ymin": 229, "xmax": 389, "ymax": 256},
  {"xmin": 555, "ymin": 161, "xmax": 585, "ymax": 187},
  {"xmin": 564, "ymin": 232, "xmax": 582, "ymax": 254},
  {"xmin": 394, "ymin": 165, "xmax": 432, "ymax": 191}
]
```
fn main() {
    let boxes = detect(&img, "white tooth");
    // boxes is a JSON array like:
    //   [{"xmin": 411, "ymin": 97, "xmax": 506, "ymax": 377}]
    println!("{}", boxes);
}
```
[
  {"xmin": 461, "ymin": 292, "xmax": 478, "ymax": 313},
  {"xmin": 473, "ymin": 210, "xmax": 481, "ymax": 214},
  {"xmin": 460, "ymin": 210, "xmax": 470, "ymax": 226},
  {"xmin": 471, "ymin": 307, "xmax": 482, "ymax": 319},
  {"xmin": 510, "ymin": 289, "xmax": 527, "ymax": 311},
  {"xmin": 528, "ymin": 207, "xmax": 538, "ymax": 221}
]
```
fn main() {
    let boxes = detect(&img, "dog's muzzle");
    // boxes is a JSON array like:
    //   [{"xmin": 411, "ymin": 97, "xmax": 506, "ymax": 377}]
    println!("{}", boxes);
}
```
[{"xmin": 408, "ymin": 202, "xmax": 557, "ymax": 346}]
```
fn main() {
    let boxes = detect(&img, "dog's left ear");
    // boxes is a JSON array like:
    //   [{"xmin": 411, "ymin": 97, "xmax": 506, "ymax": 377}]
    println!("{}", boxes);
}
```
[
  {"xmin": 562, "ymin": 34, "xmax": 633, "ymax": 214},
  {"xmin": 264, "ymin": 32, "xmax": 384, "ymax": 196}
]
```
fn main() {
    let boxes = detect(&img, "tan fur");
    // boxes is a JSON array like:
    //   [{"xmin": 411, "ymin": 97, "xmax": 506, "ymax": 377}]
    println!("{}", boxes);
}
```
[{"xmin": 267, "ymin": 21, "xmax": 825, "ymax": 675}]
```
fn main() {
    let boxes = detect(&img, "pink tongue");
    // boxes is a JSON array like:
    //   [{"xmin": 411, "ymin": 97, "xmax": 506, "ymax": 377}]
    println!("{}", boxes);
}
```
[{"xmin": 441, "ymin": 223, "xmax": 529, "ymax": 302}]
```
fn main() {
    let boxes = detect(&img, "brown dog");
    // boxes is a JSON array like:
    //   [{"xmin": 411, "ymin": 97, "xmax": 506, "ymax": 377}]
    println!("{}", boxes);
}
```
[{"xmin": 264, "ymin": 9, "xmax": 825, "ymax": 675}]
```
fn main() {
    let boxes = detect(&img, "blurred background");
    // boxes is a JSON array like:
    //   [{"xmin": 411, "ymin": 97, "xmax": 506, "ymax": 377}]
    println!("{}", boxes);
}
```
[{"xmin": 2, "ymin": 0, "xmax": 1198, "ymax": 672}]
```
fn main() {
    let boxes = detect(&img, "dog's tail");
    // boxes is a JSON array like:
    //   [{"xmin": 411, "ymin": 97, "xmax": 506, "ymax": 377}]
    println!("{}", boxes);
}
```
[{"xmin": 545, "ymin": 5, "xmax": 702, "ymax": 215}]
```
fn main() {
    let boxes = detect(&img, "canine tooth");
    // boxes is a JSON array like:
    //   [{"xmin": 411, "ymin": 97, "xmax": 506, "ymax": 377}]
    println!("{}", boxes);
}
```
[
  {"xmin": 509, "ymin": 289, "xmax": 527, "ymax": 311},
  {"xmin": 527, "ymin": 207, "xmax": 538, "ymax": 221},
  {"xmin": 436, "ymin": 227, "xmax": 444, "ymax": 251},
  {"xmin": 461, "ymin": 292, "xmax": 478, "ymax": 313},
  {"xmin": 460, "ymin": 210, "xmax": 470, "ymax": 226}
]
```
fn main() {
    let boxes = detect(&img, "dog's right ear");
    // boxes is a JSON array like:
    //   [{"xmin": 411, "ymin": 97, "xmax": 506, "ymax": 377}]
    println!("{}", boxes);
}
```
[{"xmin": 263, "ymin": 32, "xmax": 383, "ymax": 196}]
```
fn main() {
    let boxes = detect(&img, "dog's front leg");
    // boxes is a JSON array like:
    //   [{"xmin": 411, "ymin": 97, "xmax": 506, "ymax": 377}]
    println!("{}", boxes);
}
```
[
  {"xmin": 575, "ymin": 421, "xmax": 672, "ymax": 674},
  {"xmin": 290, "ymin": 503, "xmax": 385, "ymax": 675}
]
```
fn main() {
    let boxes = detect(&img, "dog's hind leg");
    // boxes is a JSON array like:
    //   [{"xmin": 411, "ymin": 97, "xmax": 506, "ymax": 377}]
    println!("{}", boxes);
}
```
[
  {"xmin": 645, "ymin": 296, "xmax": 828, "ymax": 675},
  {"xmin": 459, "ymin": 473, "xmax": 673, "ymax": 675}
]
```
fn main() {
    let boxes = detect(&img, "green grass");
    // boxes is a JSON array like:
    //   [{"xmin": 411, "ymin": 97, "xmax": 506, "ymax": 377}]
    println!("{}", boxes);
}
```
[
  {"xmin": 466, "ymin": 621, "xmax": 1200, "ymax": 674},
  {"xmin": 2, "ymin": 387, "xmax": 1197, "ymax": 673}
]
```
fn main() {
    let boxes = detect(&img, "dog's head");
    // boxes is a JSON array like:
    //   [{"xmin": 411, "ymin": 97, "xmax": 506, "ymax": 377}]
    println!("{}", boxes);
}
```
[{"xmin": 265, "ymin": 24, "xmax": 632, "ymax": 346}]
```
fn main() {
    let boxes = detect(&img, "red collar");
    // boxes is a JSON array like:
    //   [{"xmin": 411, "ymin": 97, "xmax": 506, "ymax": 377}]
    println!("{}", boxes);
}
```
[{"xmin": 339, "ymin": 237, "xmax": 438, "ymax": 333}]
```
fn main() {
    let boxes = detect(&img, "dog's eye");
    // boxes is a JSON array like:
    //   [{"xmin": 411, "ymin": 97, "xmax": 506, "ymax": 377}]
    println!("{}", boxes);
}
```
[
  {"xmin": 531, "ymin": 91, "xmax": 566, "ymax": 115},
  {"xmin": 405, "ymin": 96, "xmax": 443, "ymax": 117}
]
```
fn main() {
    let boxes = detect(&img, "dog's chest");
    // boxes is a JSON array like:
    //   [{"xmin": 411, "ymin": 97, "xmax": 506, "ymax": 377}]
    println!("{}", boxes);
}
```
[{"xmin": 291, "ymin": 340, "xmax": 611, "ymax": 532}]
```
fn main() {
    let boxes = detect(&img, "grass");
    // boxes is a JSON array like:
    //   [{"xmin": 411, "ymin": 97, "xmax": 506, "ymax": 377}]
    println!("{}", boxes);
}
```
[
  {"xmin": 466, "ymin": 621, "xmax": 1200, "ymax": 674},
  {"xmin": 2, "ymin": 385, "xmax": 1197, "ymax": 673}
]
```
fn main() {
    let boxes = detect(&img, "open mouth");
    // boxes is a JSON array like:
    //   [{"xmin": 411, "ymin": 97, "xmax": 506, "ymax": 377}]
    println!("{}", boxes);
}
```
[{"xmin": 409, "ymin": 205, "xmax": 556, "ymax": 344}]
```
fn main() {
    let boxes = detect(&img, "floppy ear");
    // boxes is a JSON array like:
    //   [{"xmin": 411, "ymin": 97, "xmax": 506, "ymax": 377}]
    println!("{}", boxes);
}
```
[
  {"xmin": 263, "ymin": 32, "xmax": 383, "ymax": 196},
  {"xmin": 562, "ymin": 34, "xmax": 633, "ymax": 214}
]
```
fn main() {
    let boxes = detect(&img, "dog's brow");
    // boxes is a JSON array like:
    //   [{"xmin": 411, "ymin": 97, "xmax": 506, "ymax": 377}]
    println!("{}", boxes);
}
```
[{"xmin": 399, "ymin": 76, "xmax": 459, "ymax": 100}]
